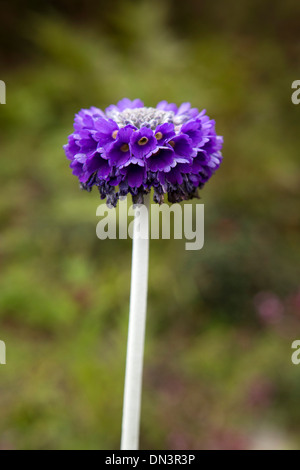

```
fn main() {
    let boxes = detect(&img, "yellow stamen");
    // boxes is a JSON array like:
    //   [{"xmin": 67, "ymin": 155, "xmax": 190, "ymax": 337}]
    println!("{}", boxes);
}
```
[
  {"xmin": 169, "ymin": 140, "xmax": 175, "ymax": 147},
  {"xmin": 112, "ymin": 130, "xmax": 118, "ymax": 139},
  {"xmin": 120, "ymin": 143, "xmax": 129, "ymax": 152},
  {"xmin": 138, "ymin": 137, "xmax": 149, "ymax": 146},
  {"xmin": 155, "ymin": 132, "xmax": 163, "ymax": 140}
]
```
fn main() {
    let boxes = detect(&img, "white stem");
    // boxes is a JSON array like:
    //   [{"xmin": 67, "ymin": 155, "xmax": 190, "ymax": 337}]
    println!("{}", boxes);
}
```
[{"xmin": 121, "ymin": 194, "xmax": 150, "ymax": 450}]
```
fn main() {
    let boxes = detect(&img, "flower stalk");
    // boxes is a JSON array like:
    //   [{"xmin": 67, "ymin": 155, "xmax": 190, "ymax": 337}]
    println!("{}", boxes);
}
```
[{"xmin": 121, "ymin": 193, "xmax": 150, "ymax": 450}]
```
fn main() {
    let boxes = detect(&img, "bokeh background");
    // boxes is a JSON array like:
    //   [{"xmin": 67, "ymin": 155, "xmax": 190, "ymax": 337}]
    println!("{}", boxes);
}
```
[{"xmin": 0, "ymin": 0, "xmax": 300, "ymax": 450}]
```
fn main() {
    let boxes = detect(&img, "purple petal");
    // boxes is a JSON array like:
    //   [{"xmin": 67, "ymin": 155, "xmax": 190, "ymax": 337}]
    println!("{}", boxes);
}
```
[
  {"xmin": 154, "ymin": 123, "xmax": 175, "ymax": 144},
  {"xmin": 84, "ymin": 153, "xmax": 110, "ymax": 177},
  {"xmin": 181, "ymin": 120, "xmax": 204, "ymax": 146},
  {"xmin": 176, "ymin": 102, "xmax": 199, "ymax": 118},
  {"xmin": 64, "ymin": 135, "xmax": 81, "ymax": 160},
  {"xmin": 177, "ymin": 102, "xmax": 191, "ymax": 114},
  {"xmin": 106, "ymin": 98, "xmax": 144, "ymax": 114},
  {"xmin": 165, "ymin": 163, "xmax": 192, "ymax": 185},
  {"xmin": 167, "ymin": 134, "xmax": 194, "ymax": 163},
  {"xmin": 156, "ymin": 100, "xmax": 178, "ymax": 113},
  {"xmin": 70, "ymin": 159, "xmax": 83, "ymax": 176},
  {"xmin": 117, "ymin": 98, "xmax": 144, "ymax": 110},
  {"xmin": 73, "ymin": 107, "xmax": 105, "ymax": 131},
  {"xmin": 106, "ymin": 126, "xmax": 135, "ymax": 168},
  {"xmin": 94, "ymin": 118, "xmax": 119, "ymax": 147},
  {"xmin": 107, "ymin": 145, "xmax": 131, "ymax": 168},
  {"xmin": 74, "ymin": 153, "xmax": 87, "ymax": 164}
]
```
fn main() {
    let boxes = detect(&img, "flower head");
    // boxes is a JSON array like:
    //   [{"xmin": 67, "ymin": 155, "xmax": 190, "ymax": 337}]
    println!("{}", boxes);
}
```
[{"xmin": 64, "ymin": 98, "xmax": 223, "ymax": 206}]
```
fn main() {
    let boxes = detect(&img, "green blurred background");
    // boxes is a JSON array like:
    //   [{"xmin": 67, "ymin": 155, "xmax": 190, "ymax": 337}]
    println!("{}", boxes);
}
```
[{"xmin": 0, "ymin": 0, "xmax": 300, "ymax": 450}]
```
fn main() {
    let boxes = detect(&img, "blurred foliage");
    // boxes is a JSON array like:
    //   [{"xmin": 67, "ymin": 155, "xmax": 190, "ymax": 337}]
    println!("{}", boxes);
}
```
[{"xmin": 0, "ymin": 0, "xmax": 300, "ymax": 450}]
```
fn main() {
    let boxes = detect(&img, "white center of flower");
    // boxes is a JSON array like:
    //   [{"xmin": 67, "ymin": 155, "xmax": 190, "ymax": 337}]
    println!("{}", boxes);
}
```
[{"xmin": 106, "ymin": 107, "xmax": 188, "ymax": 130}]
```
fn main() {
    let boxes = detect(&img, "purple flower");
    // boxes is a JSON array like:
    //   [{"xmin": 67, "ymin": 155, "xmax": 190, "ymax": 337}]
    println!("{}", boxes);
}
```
[
  {"xmin": 64, "ymin": 98, "xmax": 223, "ymax": 206},
  {"xmin": 154, "ymin": 123, "xmax": 175, "ymax": 145},
  {"xmin": 76, "ymin": 129, "xmax": 98, "ymax": 158},
  {"xmin": 181, "ymin": 120, "xmax": 206, "ymax": 147},
  {"xmin": 94, "ymin": 118, "xmax": 119, "ymax": 150},
  {"xmin": 130, "ymin": 127, "xmax": 157, "ymax": 160},
  {"xmin": 106, "ymin": 126, "xmax": 135, "ymax": 168},
  {"xmin": 166, "ymin": 134, "xmax": 194, "ymax": 164}
]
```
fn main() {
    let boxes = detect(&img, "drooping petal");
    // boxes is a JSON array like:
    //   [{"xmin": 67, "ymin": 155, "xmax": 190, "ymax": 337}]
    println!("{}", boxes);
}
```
[
  {"xmin": 85, "ymin": 153, "xmax": 110, "ymax": 178},
  {"xmin": 164, "ymin": 163, "xmax": 192, "ymax": 185},
  {"xmin": 146, "ymin": 147, "xmax": 176, "ymax": 172},
  {"xmin": 120, "ymin": 163, "xmax": 146, "ymax": 188}
]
